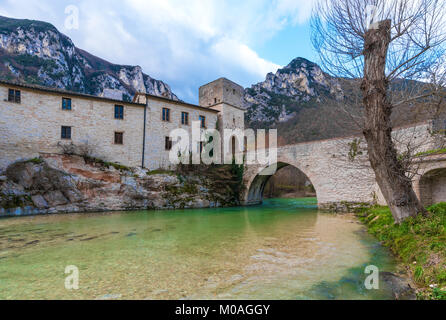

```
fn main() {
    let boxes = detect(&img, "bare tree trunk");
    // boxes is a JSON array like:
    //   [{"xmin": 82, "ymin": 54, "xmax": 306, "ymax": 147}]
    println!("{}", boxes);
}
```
[{"xmin": 361, "ymin": 20, "xmax": 426, "ymax": 223}]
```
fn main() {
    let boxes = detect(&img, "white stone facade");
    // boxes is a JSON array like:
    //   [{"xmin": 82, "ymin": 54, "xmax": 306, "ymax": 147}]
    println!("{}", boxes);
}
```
[{"xmin": 0, "ymin": 79, "xmax": 238, "ymax": 171}]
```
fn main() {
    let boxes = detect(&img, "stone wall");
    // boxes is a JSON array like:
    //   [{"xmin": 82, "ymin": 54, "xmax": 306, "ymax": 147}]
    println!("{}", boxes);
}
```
[
  {"xmin": 144, "ymin": 98, "xmax": 219, "ymax": 170},
  {"xmin": 0, "ymin": 84, "xmax": 220, "ymax": 172},
  {"xmin": 0, "ymin": 85, "xmax": 145, "ymax": 170},
  {"xmin": 210, "ymin": 103, "xmax": 246, "ymax": 163},
  {"xmin": 430, "ymin": 172, "xmax": 446, "ymax": 205},
  {"xmin": 199, "ymin": 78, "xmax": 244, "ymax": 108},
  {"xmin": 418, "ymin": 171, "xmax": 446, "ymax": 206},
  {"xmin": 413, "ymin": 154, "xmax": 446, "ymax": 207}
]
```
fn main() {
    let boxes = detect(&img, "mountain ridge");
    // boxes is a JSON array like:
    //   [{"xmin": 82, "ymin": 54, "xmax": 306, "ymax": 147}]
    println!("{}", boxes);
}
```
[
  {"xmin": 0, "ymin": 16, "xmax": 438, "ymax": 146},
  {"xmin": 0, "ymin": 15, "xmax": 178, "ymax": 102}
]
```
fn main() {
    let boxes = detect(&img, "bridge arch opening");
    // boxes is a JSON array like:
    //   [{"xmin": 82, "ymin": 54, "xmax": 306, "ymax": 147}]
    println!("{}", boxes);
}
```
[
  {"xmin": 419, "ymin": 168, "xmax": 446, "ymax": 207},
  {"xmin": 245, "ymin": 162, "xmax": 317, "ymax": 205}
]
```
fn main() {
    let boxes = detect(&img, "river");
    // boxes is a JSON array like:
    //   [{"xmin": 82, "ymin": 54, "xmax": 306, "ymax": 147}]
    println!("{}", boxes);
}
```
[{"xmin": 0, "ymin": 198, "xmax": 397, "ymax": 300}]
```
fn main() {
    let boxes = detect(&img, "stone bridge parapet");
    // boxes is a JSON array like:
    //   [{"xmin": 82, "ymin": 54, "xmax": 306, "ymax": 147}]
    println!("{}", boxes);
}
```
[{"xmin": 241, "ymin": 122, "xmax": 445, "ymax": 211}]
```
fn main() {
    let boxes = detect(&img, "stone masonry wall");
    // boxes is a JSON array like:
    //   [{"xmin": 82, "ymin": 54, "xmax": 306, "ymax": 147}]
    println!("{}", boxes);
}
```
[
  {"xmin": 242, "ymin": 122, "xmax": 437, "ymax": 211},
  {"xmin": 0, "ymin": 84, "xmax": 220, "ymax": 172},
  {"xmin": 0, "ymin": 85, "xmax": 145, "ymax": 170},
  {"xmin": 199, "ymin": 78, "xmax": 244, "ymax": 108},
  {"xmin": 144, "ymin": 98, "xmax": 218, "ymax": 170}
]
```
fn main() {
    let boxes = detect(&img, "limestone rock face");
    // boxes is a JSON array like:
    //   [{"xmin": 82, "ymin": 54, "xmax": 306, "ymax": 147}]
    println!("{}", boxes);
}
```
[
  {"xmin": 244, "ymin": 57, "xmax": 344, "ymax": 127},
  {"xmin": 0, "ymin": 16, "xmax": 178, "ymax": 101},
  {"xmin": 31, "ymin": 195, "xmax": 48, "ymax": 209},
  {"xmin": 0, "ymin": 155, "xmax": 240, "ymax": 217},
  {"xmin": 44, "ymin": 190, "xmax": 69, "ymax": 206}
]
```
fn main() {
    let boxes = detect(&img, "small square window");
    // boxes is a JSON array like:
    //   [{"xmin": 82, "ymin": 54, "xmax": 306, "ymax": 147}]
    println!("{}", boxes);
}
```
[
  {"xmin": 8, "ymin": 89, "xmax": 21, "ymax": 103},
  {"xmin": 62, "ymin": 98, "xmax": 72, "ymax": 110},
  {"xmin": 115, "ymin": 105, "xmax": 124, "ymax": 119},
  {"xmin": 199, "ymin": 115, "xmax": 206, "ymax": 128},
  {"xmin": 165, "ymin": 137, "xmax": 173, "ymax": 151},
  {"xmin": 61, "ymin": 126, "xmax": 72, "ymax": 140},
  {"xmin": 181, "ymin": 112, "xmax": 189, "ymax": 125},
  {"xmin": 162, "ymin": 108, "xmax": 170, "ymax": 122},
  {"xmin": 114, "ymin": 132, "xmax": 124, "ymax": 145}
]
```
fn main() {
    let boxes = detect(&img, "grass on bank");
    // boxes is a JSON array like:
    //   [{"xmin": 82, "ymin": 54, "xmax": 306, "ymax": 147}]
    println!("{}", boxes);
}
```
[
  {"xmin": 356, "ymin": 203, "xmax": 446, "ymax": 300},
  {"xmin": 415, "ymin": 148, "xmax": 446, "ymax": 157}
]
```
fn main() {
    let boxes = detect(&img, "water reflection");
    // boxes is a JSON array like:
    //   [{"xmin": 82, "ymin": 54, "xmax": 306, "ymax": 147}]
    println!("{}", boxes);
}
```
[{"xmin": 0, "ymin": 199, "xmax": 396, "ymax": 300}]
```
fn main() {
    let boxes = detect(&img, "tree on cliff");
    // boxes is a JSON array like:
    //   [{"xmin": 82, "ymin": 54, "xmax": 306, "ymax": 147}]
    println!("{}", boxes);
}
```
[{"xmin": 311, "ymin": 0, "xmax": 446, "ymax": 223}]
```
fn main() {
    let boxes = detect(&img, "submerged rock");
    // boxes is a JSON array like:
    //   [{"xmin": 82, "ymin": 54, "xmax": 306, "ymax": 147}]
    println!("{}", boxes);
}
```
[{"xmin": 380, "ymin": 272, "xmax": 417, "ymax": 300}]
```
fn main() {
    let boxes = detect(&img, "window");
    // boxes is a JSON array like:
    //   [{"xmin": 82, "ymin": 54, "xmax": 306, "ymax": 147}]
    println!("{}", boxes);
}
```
[
  {"xmin": 8, "ymin": 89, "xmax": 20, "ymax": 103},
  {"xmin": 231, "ymin": 136, "xmax": 236, "ymax": 157},
  {"xmin": 115, "ymin": 105, "xmax": 124, "ymax": 119},
  {"xmin": 165, "ymin": 137, "xmax": 173, "ymax": 151},
  {"xmin": 181, "ymin": 112, "xmax": 189, "ymax": 125},
  {"xmin": 62, "ymin": 98, "xmax": 72, "ymax": 110},
  {"xmin": 61, "ymin": 126, "xmax": 71, "ymax": 140},
  {"xmin": 214, "ymin": 98, "xmax": 217, "ymax": 104},
  {"xmin": 162, "ymin": 108, "xmax": 170, "ymax": 122},
  {"xmin": 199, "ymin": 115, "xmax": 206, "ymax": 128},
  {"xmin": 114, "ymin": 132, "xmax": 124, "ymax": 145}
]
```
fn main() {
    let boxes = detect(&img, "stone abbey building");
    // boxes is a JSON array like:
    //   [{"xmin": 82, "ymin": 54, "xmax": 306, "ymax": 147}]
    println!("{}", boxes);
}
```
[{"xmin": 0, "ymin": 78, "xmax": 246, "ymax": 171}]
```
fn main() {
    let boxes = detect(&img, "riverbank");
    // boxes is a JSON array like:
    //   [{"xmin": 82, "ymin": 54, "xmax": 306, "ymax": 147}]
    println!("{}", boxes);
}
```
[
  {"xmin": 356, "ymin": 204, "xmax": 446, "ymax": 300},
  {"xmin": 0, "ymin": 154, "xmax": 243, "ymax": 217}
]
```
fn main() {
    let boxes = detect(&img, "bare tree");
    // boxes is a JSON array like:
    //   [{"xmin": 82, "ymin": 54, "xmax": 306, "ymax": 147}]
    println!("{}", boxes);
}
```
[{"xmin": 311, "ymin": 0, "xmax": 446, "ymax": 223}]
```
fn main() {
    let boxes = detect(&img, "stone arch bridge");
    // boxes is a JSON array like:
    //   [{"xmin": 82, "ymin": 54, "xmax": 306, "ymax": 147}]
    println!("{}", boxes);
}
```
[{"xmin": 241, "ymin": 122, "xmax": 446, "ymax": 211}]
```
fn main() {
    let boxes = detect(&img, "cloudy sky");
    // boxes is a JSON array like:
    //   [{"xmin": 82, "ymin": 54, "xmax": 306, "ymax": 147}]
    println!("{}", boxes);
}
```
[{"xmin": 0, "ymin": 0, "xmax": 318, "ymax": 103}]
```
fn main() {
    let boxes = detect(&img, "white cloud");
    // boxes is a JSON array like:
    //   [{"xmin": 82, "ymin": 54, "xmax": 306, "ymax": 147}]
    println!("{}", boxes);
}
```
[
  {"xmin": 0, "ymin": 0, "xmax": 316, "ymax": 102},
  {"xmin": 211, "ymin": 37, "xmax": 281, "ymax": 78}
]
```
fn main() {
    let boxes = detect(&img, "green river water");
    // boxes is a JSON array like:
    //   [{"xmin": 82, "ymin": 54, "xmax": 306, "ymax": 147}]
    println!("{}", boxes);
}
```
[{"xmin": 0, "ymin": 198, "xmax": 397, "ymax": 300}]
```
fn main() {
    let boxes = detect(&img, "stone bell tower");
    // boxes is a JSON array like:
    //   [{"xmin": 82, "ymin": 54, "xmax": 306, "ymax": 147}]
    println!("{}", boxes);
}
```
[{"xmin": 199, "ymin": 78, "xmax": 246, "ymax": 163}]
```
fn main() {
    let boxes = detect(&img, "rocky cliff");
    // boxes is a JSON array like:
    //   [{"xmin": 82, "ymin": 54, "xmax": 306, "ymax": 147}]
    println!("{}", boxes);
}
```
[
  {"xmin": 244, "ymin": 57, "xmax": 363, "ymax": 144},
  {"xmin": 245, "ymin": 57, "xmax": 344, "ymax": 125},
  {"xmin": 0, "ymin": 155, "xmax": 241, "ymax": 217},
  {"xmin": 244, "ymin": 57, "xmax": 440, "ymax": 145},
  {"xmin": 0, "ymin": 16, "xmax": 178, "ymax": 101}
]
